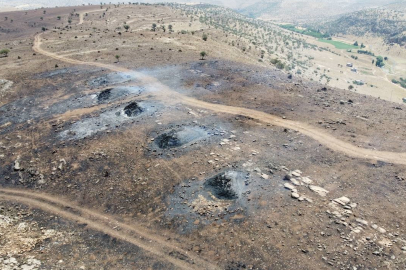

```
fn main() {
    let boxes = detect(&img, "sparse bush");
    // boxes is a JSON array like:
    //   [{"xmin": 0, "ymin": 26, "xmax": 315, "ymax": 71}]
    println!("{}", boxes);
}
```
[
  {"xmin": 270, "ymin": 58, "xmax": 278, "ymax": 64},
  {"xmin": 276, "ymin": 61, "xmax": 285, "ymax": 69},
  {"xmin": 358, "ymin": 50, "xmax": 374, "ymax": 56},
  {"xmin": 0, "ymin": 49, "xmax": 10, "ymax": 57},
  {"xmin": 202, "ymin": 33, "xmax": 208, "ymax": 41}
]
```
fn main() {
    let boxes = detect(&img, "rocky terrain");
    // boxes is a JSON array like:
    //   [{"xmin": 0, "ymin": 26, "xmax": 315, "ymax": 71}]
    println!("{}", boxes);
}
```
[{"xmin": 0, "ymin": 2, "xmax": 406, "ymax": 270}]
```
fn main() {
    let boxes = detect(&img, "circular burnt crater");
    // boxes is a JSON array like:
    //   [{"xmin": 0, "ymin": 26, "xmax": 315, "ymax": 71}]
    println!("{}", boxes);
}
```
[
  {"xmin": 153, "ymin": 126, "xmax": 209, "ymax": 150},
  {"xmin": 204, "ymin": 171, "xmax": 245, "ymax": 200},
  {"xmin": 97, "ymin": 88, "xmax": 112, "ymax": 102},
  {"xmin": 124, "ymin": 102, "xmax": 143, "ymax": 117},
  {"xmin": 155, "ymin": 130, "xmax": 181, "ymax": 149}
]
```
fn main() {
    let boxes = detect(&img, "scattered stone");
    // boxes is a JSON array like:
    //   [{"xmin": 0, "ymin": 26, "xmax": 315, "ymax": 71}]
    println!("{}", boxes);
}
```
[
  {"xmin": 291, "ymin": 192, "xmax": 300, "ymax": 199},
  {"xmin": 291, "ymin": 170, "xmax": 301, "ymax": 177},
  {"xmin": 301, "ymin": 177, "xmax": 313, "ymax": 185},
  {"xmin": 284, "ymin": 183, "xmax": 297, "ymax": 192},
  {"xmin": 290, "ymin": 178, "xmax": 301, "ymax": 186},
  {"xmin": 355, "ymin": 218, "xmax": 368, "ymax": 226},
  {"xmin": 37, "ymin": 174, "xmax": 46, "ymax": 184},
  {"xmin": 305, "ymin": 197, "xmax": 313, "ymax": 203},
  {"xmin": 352, "ymin": 228, "xmax": 362, "ymax": 234},
  {"xmin": 309, "ymin": 185, "xmax": 329, "ymax": 197},
  {"xmin": 13, "ymin": 157, "xmax": 22, "ymax": 171},
  {"xmin": 349, "ymin": 203, "xmax": 357, "ymax": 208},
  {"xmin": 58, "ymin": 159, "xmax": 67, "ymax": 170},
  {"xmin": 333, "ymin": 196, "xmax": 351, "ymax": 206}
]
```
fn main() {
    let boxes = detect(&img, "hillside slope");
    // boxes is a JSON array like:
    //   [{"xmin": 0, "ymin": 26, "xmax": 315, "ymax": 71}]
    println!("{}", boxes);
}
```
[
  {"xmin": 238, "ymin": 0, "xmax": 401, "ymax": 22},
  {"xmin": 314, "ymin": 6, "xmax": 406, "ymax": 45}
]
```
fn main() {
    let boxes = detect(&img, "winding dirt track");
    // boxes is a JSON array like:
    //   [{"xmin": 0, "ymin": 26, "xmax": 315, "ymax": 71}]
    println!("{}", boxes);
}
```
[
  {"xmin": 78, "ymin": 10, "xmax": 102, "ymax": 25},
  {"xmin": 0, "ymin": 188, "xmax": 219, "ymax": 270},
  {"xmin": 33, "ymin": 33, "xmax": 406, "ymax": 165}
]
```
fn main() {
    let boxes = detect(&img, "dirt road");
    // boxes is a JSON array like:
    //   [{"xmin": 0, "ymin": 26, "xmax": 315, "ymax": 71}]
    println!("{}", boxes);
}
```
[
  {"xmin": 32, "ymin": 33, "xmax": 406, "ymax": 165},
  {"xmin": 0, "ymin": 188, "xmax": 219, "ymax": 270},
  {"xmin": 78, "ymin": 10, "xmax": 102, "ymax": 25}
]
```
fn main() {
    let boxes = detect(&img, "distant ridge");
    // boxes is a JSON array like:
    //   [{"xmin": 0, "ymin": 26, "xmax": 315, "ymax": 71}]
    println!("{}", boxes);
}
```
[{"xmin": 237, "ymin": 0, "xmax": 402, "ymax": 22}]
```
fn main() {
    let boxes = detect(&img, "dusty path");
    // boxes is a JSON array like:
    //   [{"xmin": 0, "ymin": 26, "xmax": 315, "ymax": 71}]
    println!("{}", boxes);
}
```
[
  {"xmin": 78, "ymin": 10, "xmax": 103, "ymax": 25},
  {"xmin": 0, "ymin": 188, "xmax": 220, "ymax": 270},
  {"xmin": 32, "ymin": 33, "xmax": 406, "ymax": 165}
]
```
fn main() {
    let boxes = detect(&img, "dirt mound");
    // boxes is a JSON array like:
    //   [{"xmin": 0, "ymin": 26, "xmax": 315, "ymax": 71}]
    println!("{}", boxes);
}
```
[
  {"xmin": 155, "ymin": 130, "xmax": 181, "ymax": 149},
  {"xmin": 97, "ymin": 88, "xmax": 112, "ymax": 102},
  {"xmin": 152, "ymin": 126, "xmax": 209, "ymax": 150},
  {"xmin": 205, "ymin": 172, "xmax": 244, "ymax": 200},
  {"xmin": 124, "ymin": 102, "xmax": 143, "ymax": 117}
]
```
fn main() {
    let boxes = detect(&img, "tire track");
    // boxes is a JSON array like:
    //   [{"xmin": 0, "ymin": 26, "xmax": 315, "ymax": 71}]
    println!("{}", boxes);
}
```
[
  {"xmin": 78, "ymin": 9, "xmax": 102, "ymax": 25},
  {"xmin": 32, "ymin": 33, "xmax": 406, "ymax": 165},
  {"xmin": 0, "ymin": 188, "xmax": 219, "ymax": 270}
]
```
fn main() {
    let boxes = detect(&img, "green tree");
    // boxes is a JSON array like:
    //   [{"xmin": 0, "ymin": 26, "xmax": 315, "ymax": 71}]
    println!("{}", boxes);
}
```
[
  {"xmin": 168, "ymin": 24, "xmax": 173, "ymax": 32},
  {"xmin": 0, "ymin": 49, "xmax": 10, "ymax": 57},
  {"xmin": 152, "ymin": 23, "xmax": 157, "ymax": 31},
  {"xmin": 202, "ymin": 33, "xmax": 208, "ymax": 41},
  {"xmin": 375, "ymin": 56, "xmax": 385, "ymax": 68},
  {"xmin": 353, "ymin": 41, "xmax": 358, "ymax": 46},
  {"xmin": 124, "ymin": 24, "xmax": 130, "ymax": 31},
  {"xmin": 115, "ymin": 55, "xmax": 120, "ymax": 62},
  {"xmin": 200, "ymin": 51, "xmax": 207, "ymax": 60},
  {"xmin": 57, "ymin": 16, "xmax": 61, "ymax": 20}
]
